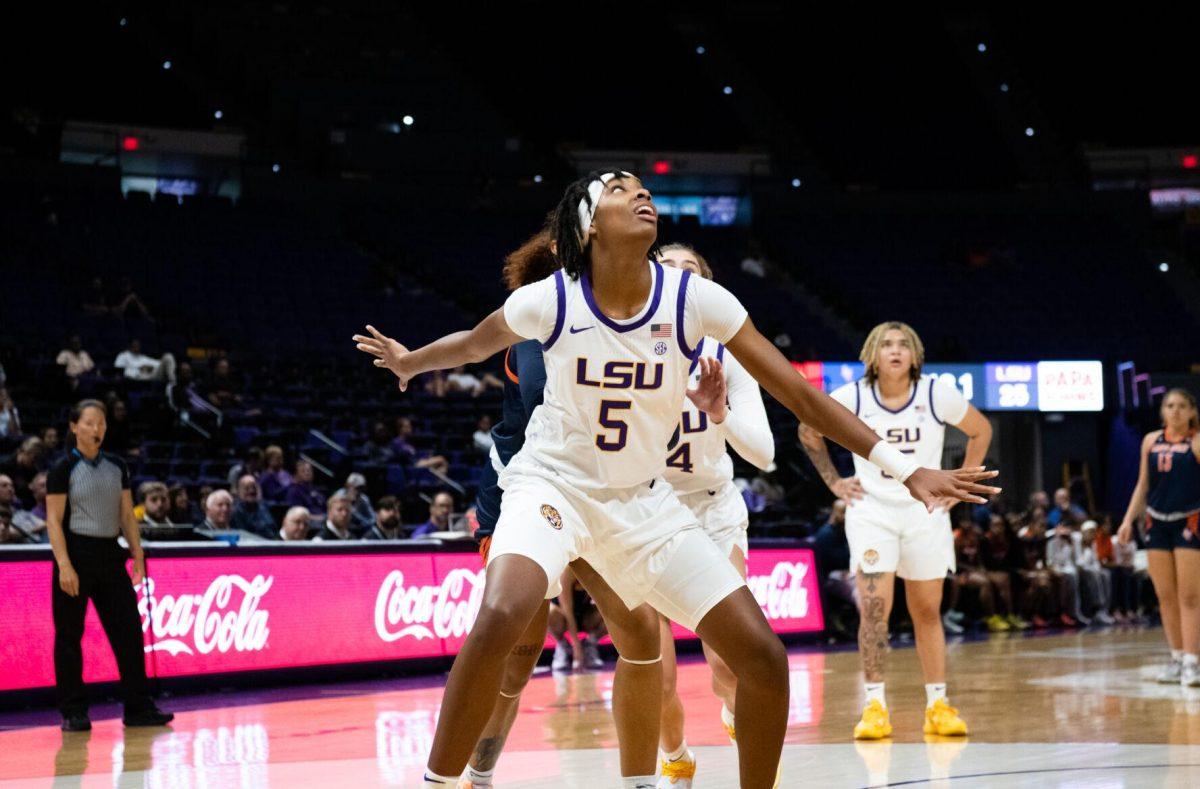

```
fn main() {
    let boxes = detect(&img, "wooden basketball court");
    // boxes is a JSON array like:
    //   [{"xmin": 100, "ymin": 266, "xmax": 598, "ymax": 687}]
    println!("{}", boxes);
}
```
[{"xmin": 2, "ymin": 629, "xmax": 1199, "ymax": 787}]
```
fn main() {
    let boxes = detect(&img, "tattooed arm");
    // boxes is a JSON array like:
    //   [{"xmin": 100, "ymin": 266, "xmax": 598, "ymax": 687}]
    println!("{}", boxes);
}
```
[{"xmin": 798, "ymin": 423, "xmax": 865, "ymax": 502}]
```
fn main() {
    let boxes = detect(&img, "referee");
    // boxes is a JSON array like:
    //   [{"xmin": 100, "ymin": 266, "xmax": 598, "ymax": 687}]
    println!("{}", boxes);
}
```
[{"xmin": 45, "ymin": 399, "xmax": 173, "ymax": 731}]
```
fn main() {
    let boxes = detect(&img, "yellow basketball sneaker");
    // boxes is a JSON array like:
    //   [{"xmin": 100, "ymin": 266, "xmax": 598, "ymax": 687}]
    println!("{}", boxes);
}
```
[
  {"xmin": 657, "ymin": 751, "xmax": 697, "ymax": 788},
  {"xmin": 853, "ymin": 699, "xmax": 893, "ymax": 740},
  {"xmin": 923, "ymin": 698, "xmax": 968, "ymax": 736},
  {"xmin": 721, "ymin": 706, "xmax": 737, "ymax": 743}
]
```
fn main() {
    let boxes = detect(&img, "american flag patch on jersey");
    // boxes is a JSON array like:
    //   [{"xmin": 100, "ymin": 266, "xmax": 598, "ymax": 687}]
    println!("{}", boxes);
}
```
[{"xmin": 650, "ymin": 323, "xmax": 673, "ymax": 338}]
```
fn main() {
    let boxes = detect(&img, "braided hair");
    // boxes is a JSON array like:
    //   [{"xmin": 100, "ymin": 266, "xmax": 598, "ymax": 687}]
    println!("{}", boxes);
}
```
[{"xmin": 551, "ymin": 169, "xmax": 641, "ymax": 281}]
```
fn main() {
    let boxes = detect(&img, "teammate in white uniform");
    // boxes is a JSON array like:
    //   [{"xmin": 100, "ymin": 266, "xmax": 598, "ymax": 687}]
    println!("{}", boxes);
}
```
[
  {"xmin": 799, "ymin": 322, "xmax": 994, "ymax": 740},
  {"xmin": 356, "ymin": 173, "xmax": 999, "ymax": 789},
  {"xmin": 655, "ymin": 245, "xmax": 775, "ymax": 788}
]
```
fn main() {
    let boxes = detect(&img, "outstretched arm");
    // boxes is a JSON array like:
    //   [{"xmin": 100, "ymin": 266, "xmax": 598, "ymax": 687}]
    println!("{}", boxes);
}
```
[
  {"xmin": 724, "ymin": 317, "xmax": 999, "ymax": 508},
  {"xmin": 354, "ymin": 308, "xmax": 521, "ymax": 391}
]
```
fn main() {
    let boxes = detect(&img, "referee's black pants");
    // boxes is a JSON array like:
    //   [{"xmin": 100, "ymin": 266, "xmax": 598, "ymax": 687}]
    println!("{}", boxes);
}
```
[{"xmin": 52, "ymin": 534, "xmax": 152, "ymax": 716}]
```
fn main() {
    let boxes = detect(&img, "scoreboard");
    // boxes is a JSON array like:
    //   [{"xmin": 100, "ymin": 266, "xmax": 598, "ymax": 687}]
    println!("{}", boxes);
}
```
[{"xmin": 794, "ymin": 360, "xmax": 1104, "ymax": 412}]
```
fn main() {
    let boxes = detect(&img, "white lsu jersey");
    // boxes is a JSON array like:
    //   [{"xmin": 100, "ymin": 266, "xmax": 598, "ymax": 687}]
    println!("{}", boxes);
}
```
[
  {"xmin": 829, "ymin": 374, "xmax": 970, "ymax": 505},
  {"xmin": 665, "ymin": 337, "xmax": 773, "ymax": 495},
  {"xmin": 501, "ymin": 260, "xmax": 748, "ymax": 491}
]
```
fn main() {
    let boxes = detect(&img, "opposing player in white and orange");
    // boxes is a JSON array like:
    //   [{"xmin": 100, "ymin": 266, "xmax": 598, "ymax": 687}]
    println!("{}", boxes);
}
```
[
  {"xmin": 799, "ymin": 322, "xmax": 995, "ymax": 740},
  {"xmin": 654, "ymin": 244, "xmax": 775, "ymax": 788}
]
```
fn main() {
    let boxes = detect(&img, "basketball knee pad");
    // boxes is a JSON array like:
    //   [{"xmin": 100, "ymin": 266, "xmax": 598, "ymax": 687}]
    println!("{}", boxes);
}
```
[{"xmin": 617, "ymin": 654, "xmax": 662, "ymax": 666}]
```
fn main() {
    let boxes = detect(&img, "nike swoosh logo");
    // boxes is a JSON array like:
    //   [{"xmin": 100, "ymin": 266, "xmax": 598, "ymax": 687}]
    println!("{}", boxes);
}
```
[
  {"xmin": 423, "ymin": 776, "xmax": 449, "ymax": 785},
  {"xmin": 569, "ymin": 325, "xmax": 594, "ymax": 334}
]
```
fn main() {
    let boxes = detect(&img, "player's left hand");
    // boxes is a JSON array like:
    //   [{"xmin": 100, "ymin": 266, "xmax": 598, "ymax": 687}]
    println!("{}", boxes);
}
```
[
  {"xmin": 904, "ymin": 466, "xmax": 1000, "ymax": 512},
  {"xmin": 130, "ymin": 555, "xmax": 146, "ymax": 586},
  {"xmin": 686, "ymin": 357, "xmax": 727, "ymax": 423},
  {"xmin": 353, "ymin": 325, "xmax": 413, "ymax": 390}
]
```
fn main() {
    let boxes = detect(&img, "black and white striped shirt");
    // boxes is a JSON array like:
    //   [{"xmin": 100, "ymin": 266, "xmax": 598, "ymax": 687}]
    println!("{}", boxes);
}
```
[{"xmin": 47, "ymin": 449, "xmax": 129, "ymax": 538}]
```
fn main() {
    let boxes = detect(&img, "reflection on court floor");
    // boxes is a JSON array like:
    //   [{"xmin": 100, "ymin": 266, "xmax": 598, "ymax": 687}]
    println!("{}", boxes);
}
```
[{"xmin": 2, "ymin": 630, "xmax": 1200, "ymax": 787}]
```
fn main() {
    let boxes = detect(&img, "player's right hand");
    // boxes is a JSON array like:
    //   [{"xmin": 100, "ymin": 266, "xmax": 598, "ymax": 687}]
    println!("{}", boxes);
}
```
[
  {"xmin": 903, "ymin": 466, "xmax": 1000, "ymax": 512},
  {"xmin": 831, "ymin": 476, "xmax": 865, "ymax": 501},
  {"xmin": 353, "ymin": 325, "xmax": 412, "ymax": 390},
  {"xmin": 1116, "ymin": 520, "xmax": 1134, "ymax": 545}
]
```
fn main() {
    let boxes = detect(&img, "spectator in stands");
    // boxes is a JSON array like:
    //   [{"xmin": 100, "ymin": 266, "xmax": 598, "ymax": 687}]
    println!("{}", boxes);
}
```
[
  {"xmin": 227, "ymin": 447, "xmax": 264, "ymax": 488},
  {"xmin": 111, "ymin": 277, "xmax": 152, "ymax": 321},
  {"xmin": 204, "ymin": 358, "xmax": 244, "ymax": 410},
  {"xmin": 1046, "ymin": 521, "xmax": 1089, "ymax": 626},
  {"xmin": 56, "ymin": 335, "xmax": 96, "ymax": 390},
  {"xmin": 391, "ymin": 417, "xmax": 449, "ymax": 475},
  {"xmin": 446, "ymin": 365, "xmax": 503, "ymax": 397},
  {"xmin": 166, "ymin": 363, "xmax": 209, "ymax": 422},
  {"xmin": 473, "ymin": 415, "xmax": 495, "ymax": 454},
  {"xmin": 100, "ymin": 400, "xmax": 135, "ymax": 457},
  {"xmin": 364, "ymin": 422, "xmax": 395, "ymax": 464},
  {"xmin": 1, "ymin": 438, "xmax": 44, "ymax": 507},
  {"xmin": 411, "ymin": 491, "xmax": 454, "ymax": 537},
  {"xmin": 285, "ymin": 459, "xmax": 326, "ymax": 512},
  {"xmin": 137, "ymin": 482, "xmax": 175, "ymax": 526},
  {"xmin": 981, "ymin": 515, "xmax": 1030, "ymax": 629},
  {"xmin": 114, "ymin": 339, "xmax": 175, "ymax": 383},
  {"xmin": 365, "ymin": 496, "xmax": 403, "ymax": 540},
  {"xmin": 1014, "ymin": 511, "xmax": 1057, "ymax": 627},
  {"xmin": 167, "ymin": 484, "xmax": 198, "ymax": 525},
  {"xmin": 1077, "ymin": 520, "xmax": 1115, "ymax": 624},
  {"xmin": 0, "ymin": 473, "xmax": 44, "ymax": 541},
  {"xmin": 1047, "ymin": 487, "xmax": 1086, "ymax": 528},
  {"xmin": 1025, "ymin": 491, "xmax": 1050, "ymax": 518},
  {"xmin": 391, "ymin": 417, "xmax": 418, "ymax": 461},
  {"xmin": 40, "ymin": 426, "xmax": 61, "ymax": 457},
  {"xmin": 0, "ymin": 503, "xmax": 18, "ymax": 544},
  {"xmin": 1107, "ymin": 516, "xmax": 1141, "ymax": 623},
  {"xmin": 424, "ymin": 370, "xmax": 449, "ymax": 398},
  {"xmin": 279, "ymin": 506, "xmax": 311, "ymax": 541},
  {"xmin": 258, "ymin": 446, "xmax": 292, "ymax": 501},
  {"xmin": 333, "ymin": 472, "xmax": 375, "ymax": 532},
  {"xmin": 813, "ymin": 500, "xmax": 856, "ymax": 639},
  {"xmin": 81, "ymin": 277, "xmax": 109, "ymax": 316},
  {"xmin": 30, "ymin": 471, "xmax": 49, "ymax": 522},
  {"xmin": 315, "ymin": 494, "xmax": 354, "ymax": 541},
  {"xmin": 0, "ymin": 387, "xmax": 21, "ymax": 438},
  {"xmin": 199, "ymin": 489, "xmax": 234, "ymax": 531},
  {"xmin": 231, "ymin": 474, "xmax": 275, "ymax": 538},
  {"xmin": 954, "ymin": 520, "xmax": 1010, "ymax": 631}
]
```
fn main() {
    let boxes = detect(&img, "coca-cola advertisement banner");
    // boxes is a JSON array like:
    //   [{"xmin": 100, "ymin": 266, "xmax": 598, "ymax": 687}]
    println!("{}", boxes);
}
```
[{"xmin": 0, "ymin": 547, "xmax": 822, "ymax": 693}]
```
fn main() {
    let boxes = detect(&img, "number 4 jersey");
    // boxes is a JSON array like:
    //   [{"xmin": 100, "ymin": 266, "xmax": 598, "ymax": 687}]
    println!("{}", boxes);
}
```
[
  {"xmin": 829, "ymin": 375, "xmax": 969, "ymax": 505},
  {"xmin": 501, "ymin": 260, "xmax": 748, "ymax": 491}
]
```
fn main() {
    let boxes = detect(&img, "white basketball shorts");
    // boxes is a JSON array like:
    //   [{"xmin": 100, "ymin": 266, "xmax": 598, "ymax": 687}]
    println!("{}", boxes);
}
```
[{"xmin": 845, "ymin": 495, "xmax": 955, "ymax": 580}]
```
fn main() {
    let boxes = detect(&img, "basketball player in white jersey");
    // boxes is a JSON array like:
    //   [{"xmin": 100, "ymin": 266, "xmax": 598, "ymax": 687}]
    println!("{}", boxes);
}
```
[
  {"xmin": 356, "ymin": 172, "xmax": 998, "ymax": 789},
  {"xmin": 799, "ymin": 322, "xmax": 994, "ymax": 740},
  {"xmin": 654, "ymin": 244, "xmax": 775, "ymax": 788}
]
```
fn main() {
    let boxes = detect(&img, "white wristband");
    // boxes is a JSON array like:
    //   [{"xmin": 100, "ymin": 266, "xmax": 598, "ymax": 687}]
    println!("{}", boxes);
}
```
[{"xmin": 869, "ymin": 441, "xmax": 920, "ymax": 483}]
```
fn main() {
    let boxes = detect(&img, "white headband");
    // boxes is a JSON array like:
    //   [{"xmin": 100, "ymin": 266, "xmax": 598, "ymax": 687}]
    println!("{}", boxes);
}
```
[{"xmin": 577, "ymin": 171, "xmax": 634, "ymax": 245}]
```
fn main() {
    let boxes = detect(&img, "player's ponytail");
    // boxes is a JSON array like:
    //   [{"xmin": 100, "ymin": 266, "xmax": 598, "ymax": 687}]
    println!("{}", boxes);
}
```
[{"xmin": 502, "ymin": 214, "xmax": 559, "ymax": 291}]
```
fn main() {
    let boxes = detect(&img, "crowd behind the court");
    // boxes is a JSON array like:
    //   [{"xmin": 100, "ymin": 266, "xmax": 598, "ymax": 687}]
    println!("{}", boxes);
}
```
[
  {"xmin": 814, "ymin": 487, "xmax": 1153, "ymax": 640},
  {"xmin": 1, "ymin": 333, "xmax": 1163, "ymax": 639}
]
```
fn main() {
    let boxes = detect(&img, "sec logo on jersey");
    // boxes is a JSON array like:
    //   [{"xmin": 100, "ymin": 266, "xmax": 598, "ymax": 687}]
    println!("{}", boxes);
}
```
[
  {"xmin": 540, "ymin": 504, "xmax": 563, "ymax": 530},
  {"xmin": 863, "ymin": 549, "xmax": 880, "ymax": 566}
]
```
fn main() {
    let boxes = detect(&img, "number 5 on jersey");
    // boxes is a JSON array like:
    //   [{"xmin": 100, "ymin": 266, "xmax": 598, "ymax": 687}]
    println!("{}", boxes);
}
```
[{"xmin": 596, "ymin": 400, "xmax": 631, "ymax": 451}]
